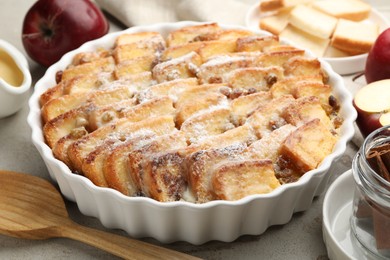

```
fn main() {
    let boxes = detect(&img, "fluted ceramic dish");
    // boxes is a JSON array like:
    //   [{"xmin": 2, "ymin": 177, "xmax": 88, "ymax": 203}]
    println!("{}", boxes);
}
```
[{"xmin": 28, "ymin": 21, "xmax": 356, "ymax": 245}]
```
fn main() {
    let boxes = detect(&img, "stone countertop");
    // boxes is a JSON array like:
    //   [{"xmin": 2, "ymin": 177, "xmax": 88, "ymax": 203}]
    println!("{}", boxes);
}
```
[{"xmin": 0, "ymin": 0, "xmax": 387, "ymax": 259}]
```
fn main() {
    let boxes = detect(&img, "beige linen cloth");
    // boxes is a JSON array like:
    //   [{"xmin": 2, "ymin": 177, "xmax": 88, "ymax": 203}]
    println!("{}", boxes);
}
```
[
  {"xmin": 95, "ymin": 0, "xmax": 254, "ymax": 27},
  {"xmin": 95, "ymin": 0, "xmax": 366, "ymax": 148}
]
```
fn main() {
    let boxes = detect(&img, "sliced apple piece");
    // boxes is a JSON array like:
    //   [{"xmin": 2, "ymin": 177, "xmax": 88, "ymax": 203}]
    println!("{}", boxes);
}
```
[
  {"xmin": 354, "ymin": 79, "xmax": 390, "ymax": 137},
  {"xmin": 380, "ymin": 112, "xmax": 390, "ymax": 126}
]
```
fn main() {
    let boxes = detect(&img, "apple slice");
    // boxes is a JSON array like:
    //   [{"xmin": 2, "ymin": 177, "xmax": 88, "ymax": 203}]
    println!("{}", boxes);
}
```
[{"xmin": 354, "ymin": 79, "xmax": 390, "ymax": 137}]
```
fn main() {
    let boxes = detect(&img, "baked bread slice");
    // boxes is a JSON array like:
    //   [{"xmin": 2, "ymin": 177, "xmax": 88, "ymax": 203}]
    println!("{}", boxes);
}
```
[
  {"xmin": 187, "ymin": 144, "xmax": 248, "ymax": 202},
  {"xmin": 105, "ymin": 131, "xmax": 187, "ymax": 196},
  {"xmin": 141, "ymin": 150, "xmax": 187, "ymax": 202},
  {"xmin": 53, "ymin": 130, "xmax": 88, "ymax": 166},
  {"xmin": 113, "ymin": 37, "xmax": 165, "ymax": 64},
  {"xmin": 175, "ymin": 92, "xmax": 228, "ymax": 126},
  {"xmin": 227, "ymin": 66, "xmax": 284, "ymax": 94},
  {"xmin": 63, "ymin": 73, "xmax": 114, "ymax": 96},
  {"xmin": 292, "ymin": 81, "xmax": 332, "ymax": 112},
  {"xmin": 68, "ymin": 115, "xmax": 175, "ymax": 173},
  {"xmin": 174, "ymin": 83, "xmax": 231, "ymax": 126},
  {"xmin": 60, "ymin": 56, "xmax": 115, "ymax": 82},
  {"xmin": 312, "ymin": 0, "xmax": 371, "ymax": 22},
  {"xmin": 43, "ymin": 103, "xmax": 94, "ymax": 148},
  {"xmin": 166, "ymin": 23, "xmax": 221, "ymax": 47},
  {"xmin": 230, "ymin": 91, "xmax": 272, "ymax": 126},
  {"xmin": 282, "ymin": 96, "xmax": 332, "ymax": 129},
  {"xmin": 39, "ymin": 73, "xmax": 110, "ymax": 106},
  {"xmin": 257, "ymin": 48, "xmax": 305, "ymax": 67},
  {"xmin": 279, "ymin": 118, "xmax": 337, "ymax": 173},
  {"xmin": 138, "ymin": 77, "xmax": 199, "ymax": 102},
  {"xmin": 245, "ymin": 123, "xmax": 296, "ymax": 162},
  {"xmin": 71, "ymin": 48, "xmax": 111, "ymax": 66},
  {"xmin": 259, "ymin": 8, "xmax": 291, "ymax": 35},
  {"xmin": 259, "ymin": 0, "xmax": 313, "ymax": 12},
  {"xmin": 331, "ymin": 19, "xmax": 379, "ymax": 55},
  {"xmin": 236, "ymin": 35, "xmax": 279, "ymax": 52},
  {"xmin": 288, "ymin": 5, "xmax": 338, "ymax": 40},
  {"xmin": 187, "ymin": 124, "xmax": 257, "ymax": 155},
  {"xmin": 180, "ymin": 107, "xmax": 233, "ymax": 143},
  {"xmin": 197, "ymin": 54, "xmax": 263, "ymax": 84},
  {"xmin": 89, "ymin": 96, "xmax": 174, "ymax": 131},
  {"xmin": 41, "ymin": 86, "xmax": 136, "ymax": 123},
  {"xmin": 212, "ymin": 159, "xmax": 281, "ymax": 201},
  {"xmin": 127, "ymin": 131, "xmax": 188, "ymax": 193},
  {"xmin": 114, "ymin": 55, "xmax": 158, "ymax": 77},
  {"xmin": 152, "ymin": 51, "xmax": 202, "ymax": 83},
  {"xmin": 82, "ymin": 124, "xmax": 175, "ymax": 188},
  {"xmin": 270, "ymin": 75, "xmax": 323, "ymax": 98},
  {"xmin": 114, "ymin": 32, "xmax": 165, "ymax": 47},
  {"xmin": 247, "ymin": 94, "xmax": 295, "ymax": 137},
  {"xmin": 283, "ymin": 56, "xmax": 323, "ymax": 77},
  {"xmin": 45, "ymin": 96, "xmax": 172, "ymax": 147}
]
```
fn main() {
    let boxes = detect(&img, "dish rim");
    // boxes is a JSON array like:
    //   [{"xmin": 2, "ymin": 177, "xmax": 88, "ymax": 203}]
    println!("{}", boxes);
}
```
[{"xmin": 27, "ymin": 21, "xmax": 357, "ymax": 210}]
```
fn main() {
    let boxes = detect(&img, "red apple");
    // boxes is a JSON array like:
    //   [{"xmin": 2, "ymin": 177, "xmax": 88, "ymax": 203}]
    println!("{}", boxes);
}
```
[
  {"xmin": 354, "ymin": 79, "xmax": 390, "ymax": 137},
  {"xmin": 22, "ymin": 0, "xmax": 109, "ymax": 67},
  {"xmin": 365, "ymin": 28, "xmax": 390, "ymax": 84}
]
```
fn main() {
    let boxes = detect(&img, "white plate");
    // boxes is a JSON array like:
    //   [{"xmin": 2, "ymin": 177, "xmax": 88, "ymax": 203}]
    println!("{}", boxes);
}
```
[
  {"xmin": 28, "ymin": 21, "xmax": 357, "ymax": 244},
  {"xmin": 245, "ymin": 3, "xmax": 390, "ymax": 75},
  {"xmin": 322, "ymin": 170, "xmax": 381, "ymax": 260}
]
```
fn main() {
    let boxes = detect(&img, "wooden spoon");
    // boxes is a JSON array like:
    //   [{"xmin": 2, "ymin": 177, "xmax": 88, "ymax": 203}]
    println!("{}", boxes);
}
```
[{"xmin": 0, "ymin": 170, "xmax": 200, "ymax": 260}]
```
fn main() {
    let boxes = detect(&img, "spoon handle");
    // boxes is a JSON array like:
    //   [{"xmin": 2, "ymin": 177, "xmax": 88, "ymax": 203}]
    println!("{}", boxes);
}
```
[{"xmin": 58, "ymin": 220, "xmax": 201, "ymax": 260}]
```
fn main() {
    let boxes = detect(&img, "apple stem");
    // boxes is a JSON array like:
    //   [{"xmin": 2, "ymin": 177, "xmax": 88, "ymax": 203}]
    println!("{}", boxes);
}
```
[{"xmin": 352, "ymin": 71, "xmax": 365, "ymax": 82}]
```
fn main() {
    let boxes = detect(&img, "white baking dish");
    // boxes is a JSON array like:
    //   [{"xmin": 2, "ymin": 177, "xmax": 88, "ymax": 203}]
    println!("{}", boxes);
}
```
[{"xmin": 28, "ymin": 21, "xmax": 357, "ymax": 245}]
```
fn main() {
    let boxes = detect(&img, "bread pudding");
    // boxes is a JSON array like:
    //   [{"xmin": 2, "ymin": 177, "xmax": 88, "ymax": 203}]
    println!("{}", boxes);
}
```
[{"xmin": 40, "ymin": 23, "xmax": 343, "ymax": 203}]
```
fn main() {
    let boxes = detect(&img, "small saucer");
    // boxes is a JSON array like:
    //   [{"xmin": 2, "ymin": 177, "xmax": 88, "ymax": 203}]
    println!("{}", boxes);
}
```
[{"xmin": 322, "ymin": 170, "xmax": 379, "ymax": 260}]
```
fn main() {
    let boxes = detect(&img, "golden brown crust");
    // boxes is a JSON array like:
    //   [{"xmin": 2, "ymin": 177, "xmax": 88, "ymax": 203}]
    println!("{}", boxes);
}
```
[
  {"xmin": 331, "ymin": 36, "xmax": 373, "ymax": 55},
  {"xmin": 61, "ymin": 56, "xmax": 115, "ymax": 82},
  {"xmin": 166, "ymin": 23, "xmax": 221, "ymax": 47},
  {"xmin": 123, "ymin": 131, "xmax": 188, "ymax": 195},
  {"xmin": 102, "ymin": 133, "xmax": 158, "ymax": 195},
  {"xmin": 188, "ymin": 144, "xmax": 248, "ymax": 202},
  {"xmin": 212, "ymin": 159, "xmax": 280, "ymax": 201},
  {"xmin": 68, "ymin": 115, "xmax": 176, "ymax": 173},
  {"xmin": 280, "ymin": 118, "xmax": 337, "ymax": 173},
  {"xmin": 236, "ymin": 35, "xmax": 279, "ymax": 52},
  {"xmin": 282, "ymin": 96, "xmax": 332, "ymax": 129}
]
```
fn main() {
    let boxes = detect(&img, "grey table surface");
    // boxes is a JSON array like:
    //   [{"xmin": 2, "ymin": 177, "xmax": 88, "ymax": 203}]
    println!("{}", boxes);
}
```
[{"xmin": 0, "ymin": 0, "xmax": 388, "ymax": 259}]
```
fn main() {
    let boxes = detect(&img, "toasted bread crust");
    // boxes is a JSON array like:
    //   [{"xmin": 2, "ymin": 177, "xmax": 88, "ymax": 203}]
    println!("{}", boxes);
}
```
[{"xmin": 212, "ymin": 159, "xmax": 280, "ymax": 201}]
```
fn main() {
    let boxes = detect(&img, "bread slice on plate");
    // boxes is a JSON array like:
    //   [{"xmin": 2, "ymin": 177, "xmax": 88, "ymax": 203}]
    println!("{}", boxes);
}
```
[
  {"xmin": 259, "ymin": 0, "xmax": 313, "ymax": 12},
  {"xmin": 279, "ymin": 25, "xmax": 330, "ymax": 57},
  {"xmin": 331, "ymin": 19, "xmax": 379, "ymax": 55},
  {"xmin": 288, "ymin": 5, "xmax": 338, "ymax": 39},
  {"xmin": 259, "ymin": 8, "xmax": 291, "ymax": 35},
  {"xmin": 312, "ymin": 0, "xmax": 371, "ymax": 22}
]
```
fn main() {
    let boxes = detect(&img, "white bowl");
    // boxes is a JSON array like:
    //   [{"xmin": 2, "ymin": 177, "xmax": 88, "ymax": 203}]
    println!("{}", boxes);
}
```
[
  {"xmin": 0, "ymin": 39, "xmax": 31, "ymax": 118},
  {"xmin": 245, "ymin": 3, "xmax": 390, "ymax": 75},
  {"xmin": 28, "ymin": 21, "xmax": 357, "ymax": 245},
  {"xmin": 322, "ymin": 170, "xmax": 380, "ymax": 260}
]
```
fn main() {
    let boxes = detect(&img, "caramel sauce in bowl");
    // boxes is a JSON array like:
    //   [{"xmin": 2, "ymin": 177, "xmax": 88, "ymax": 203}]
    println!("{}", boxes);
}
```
[{"xmin": 0, "ymin": 39, "xmax": 31, "ymax": 118}]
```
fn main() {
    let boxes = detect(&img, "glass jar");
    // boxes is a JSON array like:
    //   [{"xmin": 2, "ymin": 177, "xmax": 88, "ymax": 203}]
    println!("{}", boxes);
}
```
[{"xmin": 351, "ymin": 125, "xmax": 390, "ymax": 259}]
